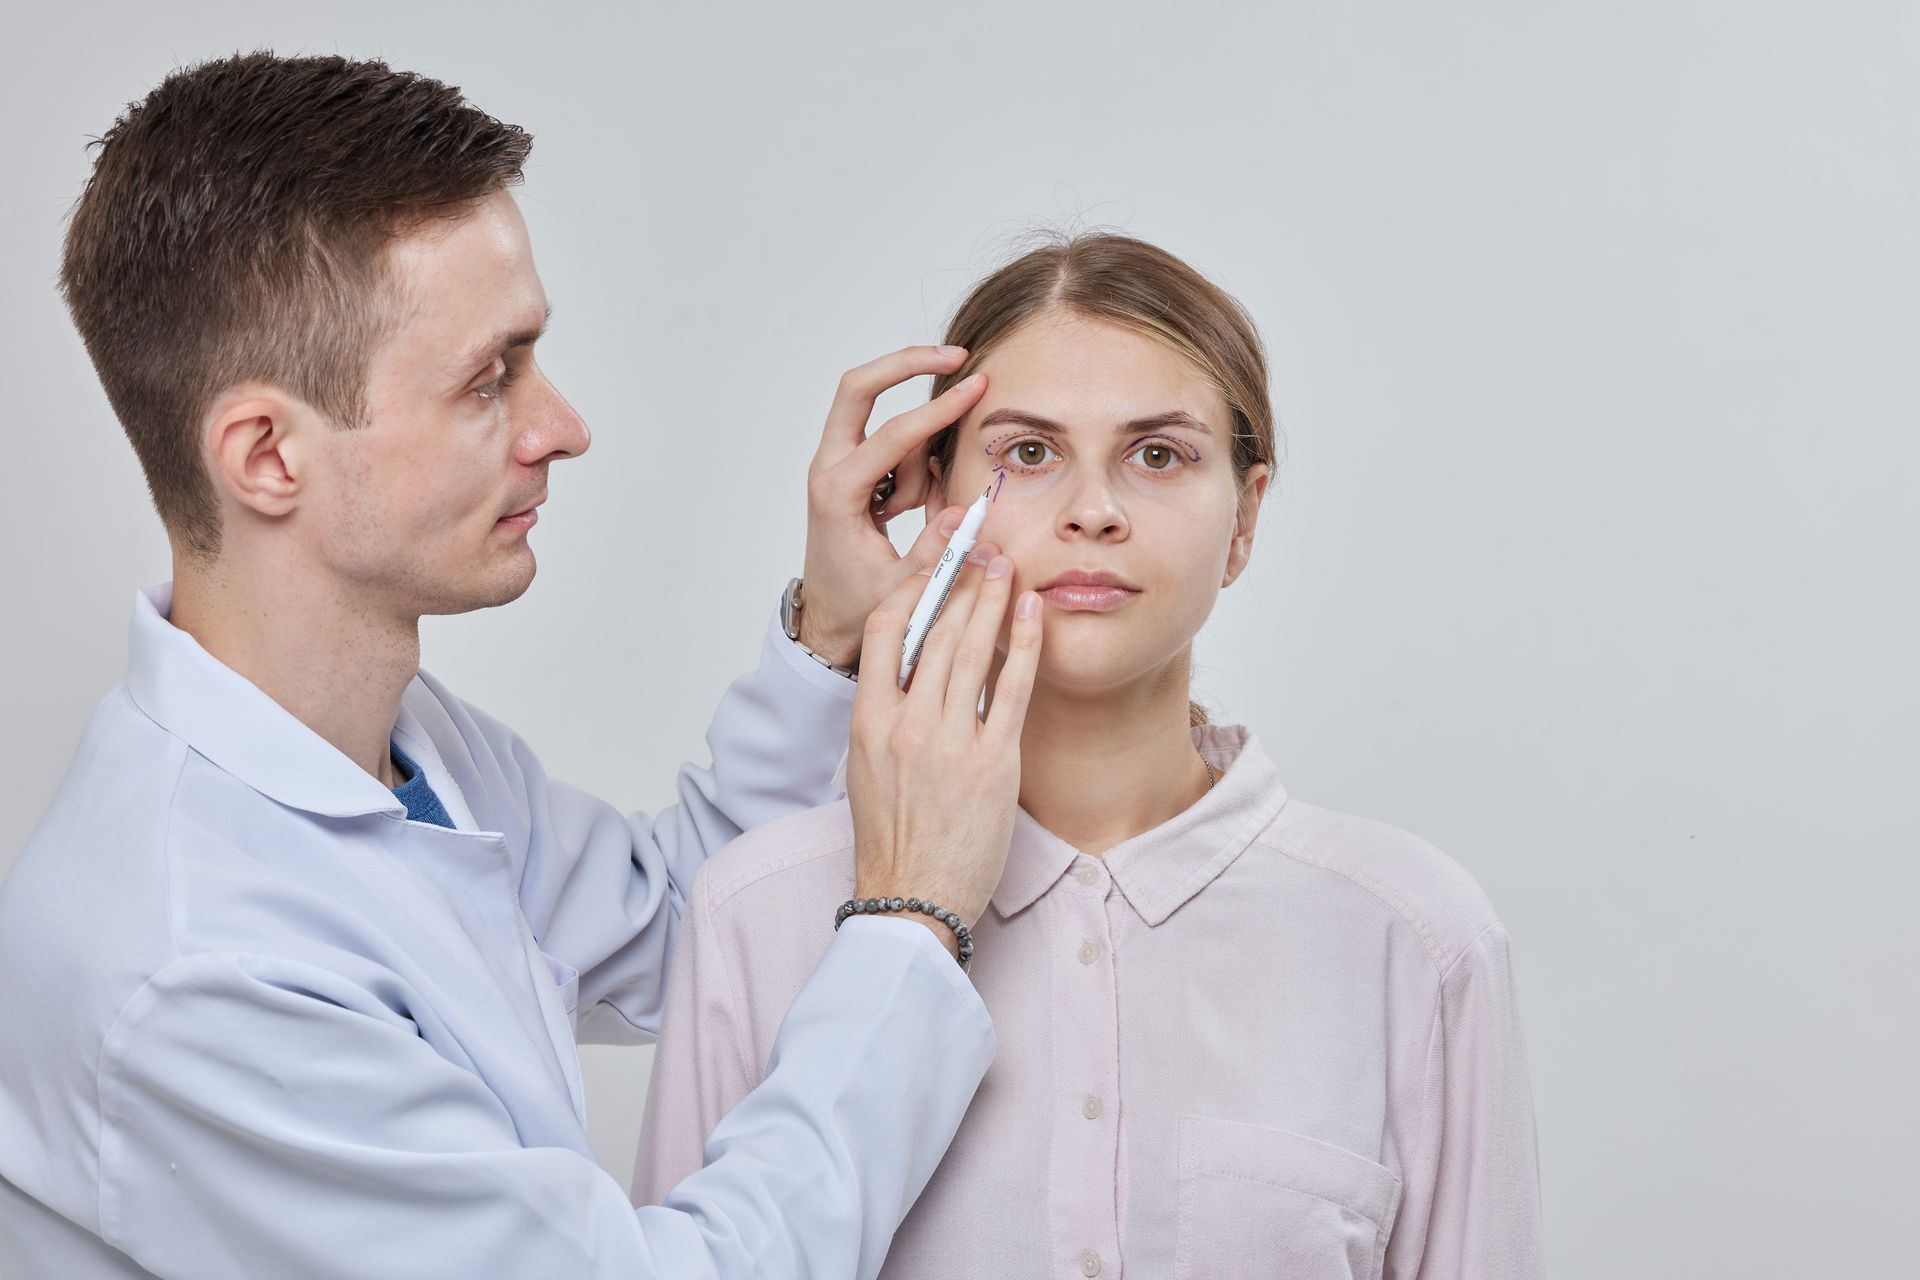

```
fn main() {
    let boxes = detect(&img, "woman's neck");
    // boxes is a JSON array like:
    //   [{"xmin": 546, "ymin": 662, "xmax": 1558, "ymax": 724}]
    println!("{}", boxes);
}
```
[{"xmin": 1008, "ymin": 659, "xmax": 1213, "ymax": 857}]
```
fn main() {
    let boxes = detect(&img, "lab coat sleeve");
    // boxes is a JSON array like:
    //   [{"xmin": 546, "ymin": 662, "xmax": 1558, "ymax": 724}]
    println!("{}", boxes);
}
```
[
  {"xmin": 452, "ymin": 591, "xmax": 856, "ymax": 1045},
  {"xmin": 94, "ymin": 919, "xmax": 992, "ymax": 1280},
  {"xmin": 1388, "ymin": 923, "xmax": 1549, "ymax": 1280},
  {"xmin": 631, "ymin": 861, "xmax": 762, "ymax": 1210}
]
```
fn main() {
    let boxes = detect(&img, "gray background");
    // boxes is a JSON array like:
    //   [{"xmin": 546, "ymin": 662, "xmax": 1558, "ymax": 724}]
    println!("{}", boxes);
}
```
[{"xmin": 4, "ymin": 2, "xmax": 1915, "ymax": 1275}]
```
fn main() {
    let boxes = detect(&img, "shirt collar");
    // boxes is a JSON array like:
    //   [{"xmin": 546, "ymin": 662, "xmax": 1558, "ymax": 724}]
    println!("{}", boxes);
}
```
[
  {"xmin": 989, "ymin": 724, "xmax": 1287, "ymax": 927},
  {"xmin": 124, "ymin": 582, "xmax": 408, "ymax": 820}
]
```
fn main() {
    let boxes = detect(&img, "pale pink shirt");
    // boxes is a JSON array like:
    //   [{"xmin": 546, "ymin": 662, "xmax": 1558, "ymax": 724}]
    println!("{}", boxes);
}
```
[{"xmin": 634, "ymin": 724, "xmax": 1546, "ymax": 1279}]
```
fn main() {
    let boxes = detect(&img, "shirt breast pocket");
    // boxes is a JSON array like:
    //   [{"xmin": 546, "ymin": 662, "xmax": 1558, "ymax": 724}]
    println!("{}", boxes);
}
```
[
  {"xmin": 539, "ymin": 951, "xmax": 581, "ymax": 1020},
  {"xmin": 1175, "ymin": 1116, "xmax": 1402, "ymax": 1280}
]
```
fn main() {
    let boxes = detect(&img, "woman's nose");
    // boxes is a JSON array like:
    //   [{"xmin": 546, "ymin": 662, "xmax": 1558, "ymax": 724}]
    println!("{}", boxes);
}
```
[{"xmin": 1057, "ymin": 470, "xmax": 1128, "ymax": 541}]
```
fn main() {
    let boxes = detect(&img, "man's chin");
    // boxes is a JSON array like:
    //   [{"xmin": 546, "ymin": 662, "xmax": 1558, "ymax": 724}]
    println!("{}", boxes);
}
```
[{"xmin": 415, "ymin": 555, "xmax": 537, "ymax": 617}]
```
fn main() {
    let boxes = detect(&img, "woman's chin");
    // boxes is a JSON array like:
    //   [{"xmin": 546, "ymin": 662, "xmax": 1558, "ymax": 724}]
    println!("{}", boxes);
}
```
[{"xmin": 1030, "ymin": 648, "xmax": 1170, "ymax": 699}]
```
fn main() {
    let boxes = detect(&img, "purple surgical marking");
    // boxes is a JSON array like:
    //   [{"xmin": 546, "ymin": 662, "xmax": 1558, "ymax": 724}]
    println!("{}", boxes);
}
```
[{"xmin": 991, "ymin": 466, "xmax": 1006, "ymax": 502}]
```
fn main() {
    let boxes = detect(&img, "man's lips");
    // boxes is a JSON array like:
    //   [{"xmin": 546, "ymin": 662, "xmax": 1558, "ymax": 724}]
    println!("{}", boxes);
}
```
[{"xmin": 498, "ymin": 497, "xmax": 544, "ymax": 528}]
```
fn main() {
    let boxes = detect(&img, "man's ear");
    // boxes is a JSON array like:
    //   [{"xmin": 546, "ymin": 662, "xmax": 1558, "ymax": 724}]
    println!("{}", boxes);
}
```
[
  {"xmin": 1222, "ymin": 462, "xmax": 1272, "ymax": 588},
  {"xmin": 202, "ymin": 384, "xmax": 314, "ymax": 521}
]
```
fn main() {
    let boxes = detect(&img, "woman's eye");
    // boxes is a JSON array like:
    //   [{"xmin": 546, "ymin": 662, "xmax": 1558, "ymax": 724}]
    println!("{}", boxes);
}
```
[
  {"xmin": 1005, "ymin": 440, "xmax": 1058, "ymax": 469},
  {"xmin": 1127, "ymin": 441, "xmax": 1182, "ymax": 471}
]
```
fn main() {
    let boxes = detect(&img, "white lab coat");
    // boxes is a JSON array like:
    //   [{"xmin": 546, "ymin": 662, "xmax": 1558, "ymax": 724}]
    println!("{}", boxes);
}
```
[{"xmin": 0, "ymin": 583, "xmax": 992, "ymax": 1278}]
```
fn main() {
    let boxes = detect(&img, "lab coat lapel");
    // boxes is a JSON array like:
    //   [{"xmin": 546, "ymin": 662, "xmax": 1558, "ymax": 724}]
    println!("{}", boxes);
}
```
[{"xmin": 345, "ymin": 816, "xmax": 593, "ymax": 1151}]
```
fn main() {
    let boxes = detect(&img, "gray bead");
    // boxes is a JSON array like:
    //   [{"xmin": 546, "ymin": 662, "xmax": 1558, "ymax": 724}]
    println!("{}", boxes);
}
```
[{"xmin": 889, "ymin": 897, "xmax": 905, "ymax": 911}]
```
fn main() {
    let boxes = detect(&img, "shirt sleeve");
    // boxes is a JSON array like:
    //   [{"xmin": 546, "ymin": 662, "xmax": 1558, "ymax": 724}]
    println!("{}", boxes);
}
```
[
  {"xmin": 95, "ymin": 921, "xmax": 992, "ymax": 1280},
  {"xmin": 459, "ymin": 591, "xmax": 856, "ymax": 1045},
  {"xmin": 1389, "ymin": 923, "xmax": 1548, "ymax": 1280}
]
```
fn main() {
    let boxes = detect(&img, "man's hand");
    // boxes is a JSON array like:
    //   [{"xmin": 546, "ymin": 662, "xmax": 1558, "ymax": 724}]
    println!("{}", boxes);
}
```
[
  {"xmin": 796, "ymin": 346, "xmax": 993, "ymax": 667},
  {"xmin": 847, "ymin": 548, "xmax": 1043, "ymax": 953}
]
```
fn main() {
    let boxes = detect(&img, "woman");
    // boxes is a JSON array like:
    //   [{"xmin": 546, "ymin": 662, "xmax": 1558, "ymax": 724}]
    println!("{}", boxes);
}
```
[{"xmin": 633, "ymin": 234, "xmax": 1545, "ymax": 1279}]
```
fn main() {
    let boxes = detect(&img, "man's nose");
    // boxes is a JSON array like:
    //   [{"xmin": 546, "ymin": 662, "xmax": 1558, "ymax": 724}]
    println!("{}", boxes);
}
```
[{"xmin": 517, "ymin": 376, "xmax": 591, "ymax": 464}]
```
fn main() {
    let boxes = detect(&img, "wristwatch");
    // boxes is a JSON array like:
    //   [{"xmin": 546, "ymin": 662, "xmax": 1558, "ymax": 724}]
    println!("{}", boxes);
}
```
[{"xmin": 781, "ymin": 577, "xmax": 860, "ymax": 681}]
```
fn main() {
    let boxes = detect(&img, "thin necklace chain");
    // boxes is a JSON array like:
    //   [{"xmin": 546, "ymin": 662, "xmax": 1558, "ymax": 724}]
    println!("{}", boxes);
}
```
[{"xmin": 1201, "ymin": 754, "xmax": 1217, "ymax": 791}]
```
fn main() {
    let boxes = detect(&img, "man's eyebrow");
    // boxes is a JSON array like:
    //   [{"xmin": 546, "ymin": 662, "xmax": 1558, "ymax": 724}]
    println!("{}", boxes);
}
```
[
  {"xmin": 449, "ymin": 303, "xmax": 553, "ymax": 379},
  {"xmin": 976, "ymin": 407, "xmax": 1213, "ymax": 436}
]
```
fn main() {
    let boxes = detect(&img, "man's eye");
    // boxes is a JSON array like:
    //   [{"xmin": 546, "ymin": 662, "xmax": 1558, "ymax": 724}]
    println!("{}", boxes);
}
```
[{"xmin": 474, "ymin": 366, "xmax": 520, "ymax": 401}]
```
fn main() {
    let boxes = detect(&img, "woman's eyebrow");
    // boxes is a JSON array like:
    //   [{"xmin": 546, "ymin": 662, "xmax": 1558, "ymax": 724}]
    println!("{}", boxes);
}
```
[{"xmin": 976, "ymin": 407, "xmax": 1213, "ymax": 436}]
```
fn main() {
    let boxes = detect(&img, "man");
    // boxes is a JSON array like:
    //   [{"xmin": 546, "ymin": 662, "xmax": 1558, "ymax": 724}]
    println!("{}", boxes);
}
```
[{"xmin": 0, "ymin": 51, "xmax": 1043, "ymax": 1278}]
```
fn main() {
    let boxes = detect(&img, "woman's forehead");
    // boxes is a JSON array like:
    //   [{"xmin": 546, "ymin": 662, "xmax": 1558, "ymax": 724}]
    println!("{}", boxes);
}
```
[{"xmin": 969, "ymin": 314, "xmax": 1227, "ymax": 431}]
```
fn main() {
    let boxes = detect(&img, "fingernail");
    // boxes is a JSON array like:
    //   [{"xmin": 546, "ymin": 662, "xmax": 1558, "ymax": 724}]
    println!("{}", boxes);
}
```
[
  {"xmin": 985, "ymin": 556, "xmax": 1011, "ymax": 580},
  {"xmin": 958, "ymin": 373, "xmax": 984, "ymax": 390},
  {"xmin": 1016, "ymin": 592, "xmax": 1039, "ymax": 619},
  {"xmin": 938, "ymin": 345, "xmax": 966, "ymax": 359},
  {"xmin": 938, "ymin": 507, "xmax": 963, "ymax": 535}
]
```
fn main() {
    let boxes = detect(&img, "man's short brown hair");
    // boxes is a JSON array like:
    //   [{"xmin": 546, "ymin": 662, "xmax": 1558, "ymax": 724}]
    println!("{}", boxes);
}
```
[{"xmin": 59, "ymin": 52, "xmax": 533, "ymax": 558}]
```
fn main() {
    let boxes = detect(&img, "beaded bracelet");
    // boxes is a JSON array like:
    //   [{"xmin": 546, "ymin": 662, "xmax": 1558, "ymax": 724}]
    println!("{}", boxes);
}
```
[{"xmin": 835, "ymin": 896, "xmax": 974, "ymax": 970}]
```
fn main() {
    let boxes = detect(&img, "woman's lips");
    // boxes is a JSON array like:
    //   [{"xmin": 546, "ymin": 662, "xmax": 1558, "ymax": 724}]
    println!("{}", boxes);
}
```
[{"xmin": 1038, "ymin": 584, "xmax": 1138, "ymax": 611}]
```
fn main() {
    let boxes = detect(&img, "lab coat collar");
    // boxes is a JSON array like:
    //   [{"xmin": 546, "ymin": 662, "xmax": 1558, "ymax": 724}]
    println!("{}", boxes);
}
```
[
  {"xmin": 124, "ymin": 582, "xmax": 409, "ymax": 820},
  {"xmin": 990, "ymin": 723, "xmax": 1287, "ymax": 927}
]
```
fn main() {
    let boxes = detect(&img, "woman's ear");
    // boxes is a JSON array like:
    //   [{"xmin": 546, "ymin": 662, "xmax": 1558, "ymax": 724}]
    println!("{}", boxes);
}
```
[
  {"xmin": 1222, "ymin": 463, "xmax": 1272, "ymax": 588},
  {"xmin": 922, "ymin": 453, "xmax": 950, "ymax": 524}
]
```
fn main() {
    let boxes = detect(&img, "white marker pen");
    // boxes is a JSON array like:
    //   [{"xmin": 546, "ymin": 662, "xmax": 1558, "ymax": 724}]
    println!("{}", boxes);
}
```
[{"xmin": 898, "ymin": 485, "xmax": 994, "ymax": 688}]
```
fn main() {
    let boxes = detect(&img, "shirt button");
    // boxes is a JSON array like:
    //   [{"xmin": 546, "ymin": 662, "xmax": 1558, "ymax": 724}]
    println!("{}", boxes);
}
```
[
  {"xmin": 1080, "ymin": 1250, "xmax": 1102, "ymax": 1277},
  {"xmin": 1077, "ymin": 940, "xmax": 1101, "ymax": 965},
  {"xmin": 1075, "ymin": 865, "xmax": 1100, "ymax": 886},
  {"xmin": 1082, "ymin": 1093, "xmax": 1104, "ymax": 1120}
]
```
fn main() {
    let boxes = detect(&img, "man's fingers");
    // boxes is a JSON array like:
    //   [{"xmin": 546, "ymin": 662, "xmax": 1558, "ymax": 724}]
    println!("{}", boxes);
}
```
[
  {"xmin": 837, "ymin": 374, "xmax": 986, "ymax": 496},
  {"xmin": 984, "ymin": 591, "xmax": 1044, "ymax": 747},
  {"xmin": 855, "ymin": 569, "xmax": 937, "ymax": 714},
  {"xmin": 872, "ymin": 442, "xmax": 935, "ymax": 524},
  {"xmin": 895, "ymin": 507, "xmax": 964, "ymax": 577},
  {"xmin": 902, "ymin": 556, "xmax": 986, "ymax": 701},
  {"xmin": 896, "ymin": 510, "xmax": 999, "ymax": 585},
  {"xmin": 946, "ymin": 556, "xmax": 1015, "ymax": 721},
  {"xmin": 821, "ymin": 346, "xmax": 968, "ymax": 459}
]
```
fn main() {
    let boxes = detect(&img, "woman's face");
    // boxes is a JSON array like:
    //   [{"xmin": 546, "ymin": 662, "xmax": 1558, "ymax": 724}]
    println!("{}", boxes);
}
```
[{"xmin": 928, "ymin": 311, "xmax": 1269, "ymax": 698}]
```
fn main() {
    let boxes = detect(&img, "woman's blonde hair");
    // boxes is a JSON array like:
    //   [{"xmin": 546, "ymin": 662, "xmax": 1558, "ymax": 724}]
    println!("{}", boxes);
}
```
[{"xmin": 927, "ymin": 232, "xmax": 1278, "ymax": 727}]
